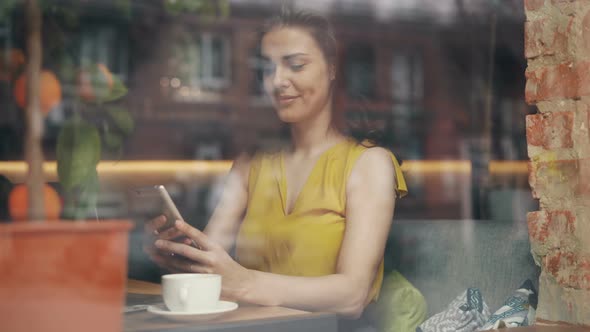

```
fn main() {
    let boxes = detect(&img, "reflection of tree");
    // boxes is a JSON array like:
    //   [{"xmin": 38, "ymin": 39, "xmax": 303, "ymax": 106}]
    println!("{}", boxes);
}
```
[{"xmin": 23, "ymin": 0, "xmax": 45, "ymax": 219}]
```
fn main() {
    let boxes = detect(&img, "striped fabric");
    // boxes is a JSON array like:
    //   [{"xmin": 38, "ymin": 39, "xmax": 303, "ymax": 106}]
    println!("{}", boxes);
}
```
[
  {"xmin": 417, "ymin": 288, "xmax": 491, "ymax": 332},
  {"xmin": 478, "ymin": 280, "xmax": 537, "ymax": 330}
]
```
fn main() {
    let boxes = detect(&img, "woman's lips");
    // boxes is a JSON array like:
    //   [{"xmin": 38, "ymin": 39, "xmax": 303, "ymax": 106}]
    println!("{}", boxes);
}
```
[{"xmin": 277, "ymin": 95, "xmax": 298, "ymax": 105}]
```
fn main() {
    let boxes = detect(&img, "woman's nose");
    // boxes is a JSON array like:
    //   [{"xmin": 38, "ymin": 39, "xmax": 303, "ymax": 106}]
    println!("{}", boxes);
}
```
[{"xmin": 272, "ymin": 67, "xmax": 290, "ymax": 89}]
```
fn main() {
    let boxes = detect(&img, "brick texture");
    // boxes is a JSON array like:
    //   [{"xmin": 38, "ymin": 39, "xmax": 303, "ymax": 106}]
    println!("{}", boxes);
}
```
[
  {"xmin": 526, "ymin": 112, "xmax": 574, "ymax": 149},
  {"xmin": 537, "ymin": 272, "xmax": 590, "ymax": 325},
  {"xmin": 528, "ymin": 159, "xmax": 578, "ymax": 199},
  {"xmin": 551, "ymin": 0, "xmax": 578, "ymax": 16},
  {"xmin": 525, "ymin": 0, "xmax": 545, "ymax": 11},
  {"xmin": 526, "ymin": 61, "xmax": 590, "ymax": 103},
  {"xmin": 525, "ymin": 18, "xmax": 571, "ymax": 59},
  {"xmin": 577, "ymin": 158, "xmax": 590, "ymax": 195},
  {"xmin": 524, "ymin": 0, "xmax": 590, "ymax": 325},
  {"xmin": 528, "ymin": 210, "xmax": 576, "ymax": 244},
  {"xmin": 544, "ymin": 251, "xmax": 590, "ymax": 290},
  {"xmin": 583, "ymin": 10, "xmax": 590, "ymax": 53}
]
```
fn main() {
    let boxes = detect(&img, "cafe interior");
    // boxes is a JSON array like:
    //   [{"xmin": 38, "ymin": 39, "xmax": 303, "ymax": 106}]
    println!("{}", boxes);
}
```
[{"xmin": 1, "ymin": 0, "xmax": 588, "ymax": 331}]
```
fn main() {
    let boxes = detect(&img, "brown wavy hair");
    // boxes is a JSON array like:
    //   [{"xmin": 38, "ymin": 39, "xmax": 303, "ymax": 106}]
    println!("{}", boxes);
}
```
[{"xmin": 255, "ymin": 7, "xmax": 399, "ymax": 160}]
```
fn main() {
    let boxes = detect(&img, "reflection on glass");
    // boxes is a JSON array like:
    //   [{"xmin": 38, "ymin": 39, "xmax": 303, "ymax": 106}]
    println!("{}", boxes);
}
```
[
  {"xmin": 167, "ymin": 30, "xmax": 231, "ymax": 102},
  {"xmin": 0, "ymin": 0, "xmax": 534, "ymax": 223},
  {"xmin": 345, "ymin": 43, "xmax": 375, "ymax": 99}
]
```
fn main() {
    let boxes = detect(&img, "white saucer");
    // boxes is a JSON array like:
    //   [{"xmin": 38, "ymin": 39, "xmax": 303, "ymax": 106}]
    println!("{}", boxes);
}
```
[{"xmin": 147, "ymin": 301, "xmax": 239, "ymax": 322}]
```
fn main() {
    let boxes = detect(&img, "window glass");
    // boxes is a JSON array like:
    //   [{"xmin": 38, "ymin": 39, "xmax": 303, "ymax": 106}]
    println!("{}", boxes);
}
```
[
  {"xmin": 345, "ymin": 43, "xmax": 376, "ymax": 99},
  {"xmin": 167, "ymin": 30, "xmax": 231, "ymax": 102},
  {"xmin": 0, "ymin": 2, "xmax": 545, "ymax": 329}
]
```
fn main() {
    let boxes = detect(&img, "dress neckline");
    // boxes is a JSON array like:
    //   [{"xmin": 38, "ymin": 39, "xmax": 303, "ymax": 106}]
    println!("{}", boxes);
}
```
[{"xmin": 278, "ymin": 138, "xmax": 351, "ymax": 216}]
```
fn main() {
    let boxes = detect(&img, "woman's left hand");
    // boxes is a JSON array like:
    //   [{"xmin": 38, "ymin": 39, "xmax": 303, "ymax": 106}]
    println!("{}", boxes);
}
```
[{"xmin": 154, "ymin": 219, "xmax": 253, "ymax": 300}]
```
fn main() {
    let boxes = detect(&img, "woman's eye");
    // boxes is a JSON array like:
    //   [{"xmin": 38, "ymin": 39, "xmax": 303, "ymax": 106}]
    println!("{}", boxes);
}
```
[{"xmin": 290, "ymin": 64, "xmax": 305, "ymax": 71}]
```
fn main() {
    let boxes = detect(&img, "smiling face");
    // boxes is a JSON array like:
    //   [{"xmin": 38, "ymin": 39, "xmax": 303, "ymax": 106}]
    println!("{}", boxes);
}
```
[{"xmin": 260, "ymin": 27, "xmax": 335, "ymax": 124}]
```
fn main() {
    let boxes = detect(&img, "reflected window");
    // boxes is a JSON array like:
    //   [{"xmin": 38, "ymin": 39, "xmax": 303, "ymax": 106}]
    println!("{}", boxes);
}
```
[
  {"xmin": 392, "ymin": 52, "xmax": 423, "ymax": 108},
  {"xmin": 0, "ymin": 21, "xmax": 10, "ymax": 49},
  {"xmin": 345, "ymin": 43, "xmax": 376, "ymax": 99},
  {"xmin": 249, "ymin": 47, "xmax": 267, "ymax": 100},
  {"xmin": 56, "ymin": 24, "xmax": 129, "ymax": 123},
  {"xmin": 391, "ymin": 52, "xmax": 424, "ymax": 159},
  {"xmin": 80, "ymin": 25, "xmax": 128, "ymax": 82},
  {"xmin": 167, "ymin": 31, "xmax": 231, "ymax": 102}
]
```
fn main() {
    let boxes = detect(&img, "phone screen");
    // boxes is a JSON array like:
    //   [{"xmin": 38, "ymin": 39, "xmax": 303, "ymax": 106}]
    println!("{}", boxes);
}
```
[{"xmin": 133, "ymin": 185, "xmax": 184, "ymax": 230}]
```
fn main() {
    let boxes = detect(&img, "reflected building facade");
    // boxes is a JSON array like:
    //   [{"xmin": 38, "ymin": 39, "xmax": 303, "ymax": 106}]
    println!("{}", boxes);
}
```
[{"xmin": 0, "ymin": 0, "xmax": 535, "ymax": 220}]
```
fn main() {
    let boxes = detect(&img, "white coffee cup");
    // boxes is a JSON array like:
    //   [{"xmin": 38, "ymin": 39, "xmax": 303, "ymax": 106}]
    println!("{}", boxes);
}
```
[{"xmin": 162, "ymin": 273, "xmax": 222, "ymax": 312}]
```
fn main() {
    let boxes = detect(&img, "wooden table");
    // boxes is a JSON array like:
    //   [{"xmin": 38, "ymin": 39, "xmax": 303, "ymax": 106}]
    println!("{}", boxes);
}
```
[
  {"xmin": 502, "ymin": 325, "xmax": 590, "ymax": 332},
  {"xmin": 124, "ymin": 279, "xmax": 338, "ymax": 332},
  {"xmin": 125, "ymin": 280, "xmax": 590, "ymax": 332},
  {"xmin": 488, "ymin": 326, "xmax": 590, "ymax": 331}
]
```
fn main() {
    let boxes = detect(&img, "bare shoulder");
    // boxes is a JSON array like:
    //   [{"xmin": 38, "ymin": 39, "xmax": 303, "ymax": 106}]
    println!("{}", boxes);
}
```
[
  {"xmin": 354, "ymin": 147, "xmax": 395, "ymax": 175},
  {"xmin": 232, "ymin": 153, "xmax": 253, "ymax": 173},
  {"xmin": 230, "ymin": 153, "xmax": 254, "ymax": 189},
  {"xmin": 348, "ymin": 147, "xmax": 395, "ymax": 190}
]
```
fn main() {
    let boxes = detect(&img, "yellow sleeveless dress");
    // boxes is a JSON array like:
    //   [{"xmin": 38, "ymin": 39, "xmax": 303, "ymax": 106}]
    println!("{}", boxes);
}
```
[{"xmin": 235, "ymin": 138, "xmax": 407, "ymax": 301}]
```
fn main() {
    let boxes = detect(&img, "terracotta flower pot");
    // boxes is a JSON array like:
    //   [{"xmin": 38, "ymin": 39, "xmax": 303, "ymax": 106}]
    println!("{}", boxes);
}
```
[{"xmin": 0, "ymin": 220, "xmax": 133, "ymax": 332}]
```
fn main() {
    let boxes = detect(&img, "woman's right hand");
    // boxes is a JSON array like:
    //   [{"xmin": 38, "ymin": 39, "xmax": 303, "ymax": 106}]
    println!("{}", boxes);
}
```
[{"xmin": 143, "ymin": 215, "xmax": 193, "ymax": 272}]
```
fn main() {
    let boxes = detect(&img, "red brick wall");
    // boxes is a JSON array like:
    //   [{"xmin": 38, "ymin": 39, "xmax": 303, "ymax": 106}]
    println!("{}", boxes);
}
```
[{"xmin": 525, "ymin": 0, "xmax": 590, "ymax": 325}]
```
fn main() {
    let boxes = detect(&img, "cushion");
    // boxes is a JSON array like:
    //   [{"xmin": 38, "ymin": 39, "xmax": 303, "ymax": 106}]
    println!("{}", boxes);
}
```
[
  {"xmin": 367, "ymin": 270, "xmax": 427, "ymax": 332},
  {"xmin": 386, "ymin": 219, "xmax": 541, "ymax": 315},
  {"xmin": 417, "ymin": 288, "xmax": 491, "ymax": 332},
  {"xmin": 478, "ymin": 279, "xmax": 538, "ymax": 330}
]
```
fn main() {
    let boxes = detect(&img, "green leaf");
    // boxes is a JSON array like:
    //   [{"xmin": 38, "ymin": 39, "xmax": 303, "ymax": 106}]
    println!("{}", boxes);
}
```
[
  {"xmin": 76, "ymin": 169, "xmax": 100, "ymax": 220},
  {"xmin": 57, "ymin": 120, "xmax": 101, "ymax": 191},
  {"xmin": 103, "ymin": 129, "xmax": 124, "ymax": 150},
  {"xmin": 101, "ymin": 73, "xmax": 128, "ymax": 103},
  {"xmin": 219, "ymin": 0, "xmax": 230, "ymax": 18},
  {"xmin": 106, "ymin": 106, "xmax": 134, "ymax": 136},
  {"xmin": 78, "ymin": 64, "xmax": 128, "ymax": 104},
  {"xmin": 62, "ymin": 168, "xmax": 99, "ymax": 220}
]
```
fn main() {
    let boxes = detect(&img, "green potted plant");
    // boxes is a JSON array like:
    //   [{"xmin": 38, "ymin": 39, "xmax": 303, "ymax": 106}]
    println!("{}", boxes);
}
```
[
  {"xmin": 0, "ymin": 1, "xmax": 232, "ymax": 331},
  {"xmin": 0, "ymin": 1, "xmax": 133, "ymax": 331}
]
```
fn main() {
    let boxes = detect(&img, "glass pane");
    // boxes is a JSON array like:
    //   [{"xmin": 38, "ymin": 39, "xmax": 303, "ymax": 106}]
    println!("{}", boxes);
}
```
[
  {"xmin": 210, "ymin": 37, "xmax": 225, "ymax": 79},
  {"xmin": 249, "ymin": 48, "xmax": 266, "ymax": 97},
  {"xmin": 392, "ymin": 53, "xmax": 411, "ymax": 101},
  {"xmin": 345, "ymin": 44, "xmax": 376, "ymax": 99},
  {"xmin": 412, "ymin": 54, "xmax": 423, "ymax": 100},
  {"xmin": 0, "ymin": 1, "xmax": 548, "ymax": 331}
]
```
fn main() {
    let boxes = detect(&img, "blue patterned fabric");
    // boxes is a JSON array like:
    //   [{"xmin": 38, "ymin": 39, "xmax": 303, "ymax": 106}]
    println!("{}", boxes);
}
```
[
  {"xmin": 478, "ymin": 280, "xmax": 537, "ymax": 330},
  {"xmin": 416, "ymin": 288, "xmax": 490, "ymax": 332}
]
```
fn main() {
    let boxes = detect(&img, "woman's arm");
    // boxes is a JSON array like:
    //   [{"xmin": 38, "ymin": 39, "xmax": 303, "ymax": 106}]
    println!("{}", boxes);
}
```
[
  {"xmin": 203, "ymin": 154, "xmax": 251, "ymax": 252},
  {"xmin": 155, "ymin": 147, "xmax": 396, "ymax": 318},
  {"xmin": 239, "ymin": 147, "xmax": 396, "ymax": 317},
  {"xmin": 144, "ymin": 155, "xmax": 250, "ymax": 272}
]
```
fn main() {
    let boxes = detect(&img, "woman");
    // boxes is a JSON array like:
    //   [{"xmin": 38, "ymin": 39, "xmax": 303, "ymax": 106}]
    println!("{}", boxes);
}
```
[{"xmin": 144, "ymin": 9, "xmax": 407, "ymax": 319}]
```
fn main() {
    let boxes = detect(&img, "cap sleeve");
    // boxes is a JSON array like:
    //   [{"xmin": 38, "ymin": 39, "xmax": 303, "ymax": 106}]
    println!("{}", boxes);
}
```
[
  {"xmin": 359, "ymin": 139, "xmax": 408, "ymax": 198},
  {"xmin": 390, "ymin": 152, "xmax": 408, "ymax": 198}
]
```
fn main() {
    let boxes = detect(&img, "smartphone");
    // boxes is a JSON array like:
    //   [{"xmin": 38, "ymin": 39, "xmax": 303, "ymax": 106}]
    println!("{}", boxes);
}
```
[{"xmin": 133, "ymin": 185, "xmax": 184, "ymax": 231}]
